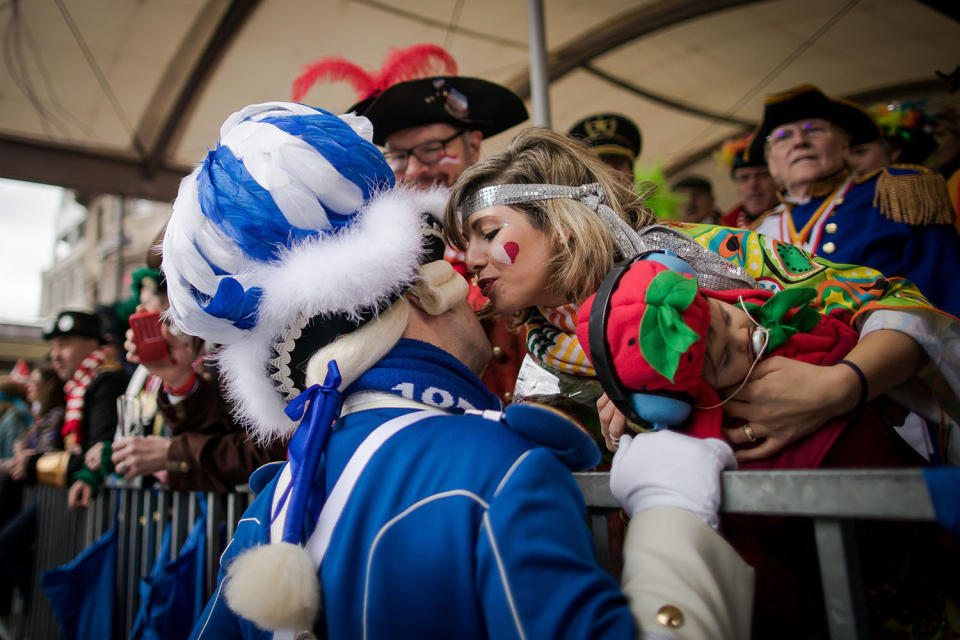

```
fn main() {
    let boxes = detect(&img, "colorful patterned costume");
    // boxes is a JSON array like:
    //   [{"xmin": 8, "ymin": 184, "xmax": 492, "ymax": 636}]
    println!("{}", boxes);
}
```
[{"xmin": 522, "ymin": 222, "xmax": 960, "ymax": 462}]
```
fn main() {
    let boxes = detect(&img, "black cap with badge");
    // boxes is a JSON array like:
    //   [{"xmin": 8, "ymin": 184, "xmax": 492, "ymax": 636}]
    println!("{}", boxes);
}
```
[
  {"xmin": 42, "ymin": 310, "xmax": 104, "ymax": 342},
  {"xmin": 568, "ymin": 113, "xmax": 642, "ymax": 164}
]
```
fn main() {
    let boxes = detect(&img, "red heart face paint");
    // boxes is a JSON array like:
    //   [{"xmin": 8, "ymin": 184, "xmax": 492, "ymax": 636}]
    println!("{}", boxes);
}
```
[{"xmin": 492, "ymin": 241, "xmax": 520, "ymax": 265}]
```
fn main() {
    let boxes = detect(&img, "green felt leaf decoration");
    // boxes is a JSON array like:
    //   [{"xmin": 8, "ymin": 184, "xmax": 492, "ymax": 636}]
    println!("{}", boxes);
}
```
[
  {"xmin": 638, "ymin": 271, "xmax": 701, "ymax": 382},
  {"xmin": 741, "ymin": 287, "xmax": 819, "ymax": 353}
]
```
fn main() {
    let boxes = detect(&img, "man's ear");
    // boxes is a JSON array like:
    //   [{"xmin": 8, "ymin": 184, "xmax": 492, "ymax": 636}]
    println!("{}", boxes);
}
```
[
  {"xmin": 404, "ymin": 291, "xmax": 427, "ymax": 313},
  {"xmin": 465, "ymin": 130, "xmax": 483, "ymax": 165}
]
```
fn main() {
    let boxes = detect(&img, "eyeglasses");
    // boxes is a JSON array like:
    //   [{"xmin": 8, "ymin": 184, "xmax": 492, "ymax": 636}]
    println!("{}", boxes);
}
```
[
  {"xmin": 384, "ymin": 130, "xmax": 465, "ymax": 173},
  {"xmin": 766, "ymin": 121, "xmax": 832, "ymax": 147}
]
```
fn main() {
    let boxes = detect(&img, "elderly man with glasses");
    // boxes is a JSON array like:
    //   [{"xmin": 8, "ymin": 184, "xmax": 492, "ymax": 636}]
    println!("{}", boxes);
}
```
[{"xmin": 749, "ymin": 84, "xmax": 960, "ymax": 316}]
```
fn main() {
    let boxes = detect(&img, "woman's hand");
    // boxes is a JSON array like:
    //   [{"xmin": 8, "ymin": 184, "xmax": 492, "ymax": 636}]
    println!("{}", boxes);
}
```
[
  {"xmin": 597, "ymin": 393, "xmax": 628, "ymax": 452},
  {"xmin": 84, "ymin": 442, "xmax": 104, "ymax": 471},
  {"xmin": 111, "ymin": 436, "xmax": 172, "ymax": 479},
  {"xmin": 722, "ymin": 356, "xmax": 860, "ymax": 461},
  {"xmin": 723, "ymin": 328, "xmax": 926, "ymax": 462},
  {"xmin": 124, "ymin": 309, "xmax": 197, "ymax": 391}
]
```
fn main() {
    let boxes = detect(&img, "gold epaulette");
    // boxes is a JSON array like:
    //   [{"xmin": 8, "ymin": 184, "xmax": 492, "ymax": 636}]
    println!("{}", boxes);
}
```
[
  {"xmin": 95, "ymin": 357, "xmax": 125, "ymax": 374},
  {"xmin": 871, "ymin": 163, "xmax": 956, "ymax": 226},
  {"xmin": 35, "ymin": 450, "xmax": 71, "ymax": 487}
]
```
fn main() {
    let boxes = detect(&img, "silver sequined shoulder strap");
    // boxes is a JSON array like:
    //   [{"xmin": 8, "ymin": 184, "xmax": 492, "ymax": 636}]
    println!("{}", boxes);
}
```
[{"xmin": 634, "ymin": 225, "xmax": 757, "ymax": 291}]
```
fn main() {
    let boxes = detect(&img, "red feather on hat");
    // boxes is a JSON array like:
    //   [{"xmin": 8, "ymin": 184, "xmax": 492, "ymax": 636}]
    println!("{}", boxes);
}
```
[{"xmin": 291, "ymin": 44, "xmax": 458, "ymax": 103}]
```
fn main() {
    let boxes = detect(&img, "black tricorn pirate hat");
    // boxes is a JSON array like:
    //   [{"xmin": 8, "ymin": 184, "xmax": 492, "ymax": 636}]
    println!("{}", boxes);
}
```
[
  {"xmin": 747, "ymin": 84, "xmax": 881, "ymax": 160},
  {"xmin": 354, "ymin": 76, "xmax": 529, "ymax": 146}
]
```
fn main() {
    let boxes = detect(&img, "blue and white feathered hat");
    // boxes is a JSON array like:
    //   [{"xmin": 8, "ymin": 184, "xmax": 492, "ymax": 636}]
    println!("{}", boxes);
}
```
[{"xmin": 163, "ymin": 102, "xmax": 448, "ymax": 443}]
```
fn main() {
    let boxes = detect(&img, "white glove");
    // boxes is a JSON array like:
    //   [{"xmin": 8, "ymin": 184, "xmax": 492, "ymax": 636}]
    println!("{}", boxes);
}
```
[{"xmin": 610, "ymin": 431, "xmax": 737, "ymax": 530}]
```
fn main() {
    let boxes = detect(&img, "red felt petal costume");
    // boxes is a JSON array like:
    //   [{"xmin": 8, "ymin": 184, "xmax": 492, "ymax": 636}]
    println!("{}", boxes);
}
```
[{"xmin": 577, "ymin": 259, "xmax": 864, "ymax": 469}]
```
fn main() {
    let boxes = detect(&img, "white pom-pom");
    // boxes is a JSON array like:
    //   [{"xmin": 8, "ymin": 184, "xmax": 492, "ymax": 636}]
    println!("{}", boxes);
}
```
[{"xmin": 224, "ymin": 543, "xmax": 320, "ymax": 631}]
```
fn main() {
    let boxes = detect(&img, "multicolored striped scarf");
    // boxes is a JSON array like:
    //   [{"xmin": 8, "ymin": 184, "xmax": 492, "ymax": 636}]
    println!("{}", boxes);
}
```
[
  {"xmin": 525, "ymin": 304, "xmax": 595, "ymax": 377},
  {"xmin": 62, "ymin": 346, "xmax": 111, "ymax": 448}
]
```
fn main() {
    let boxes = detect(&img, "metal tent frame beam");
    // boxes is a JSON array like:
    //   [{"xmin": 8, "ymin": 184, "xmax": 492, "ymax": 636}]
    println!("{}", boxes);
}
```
[
  {"xmin": 0, "ymin": 0, "xmax": 261, "ymax": 201},
  {"xmin": 507, "ymin": 0, "xmax": 766, "ymax": 101}
]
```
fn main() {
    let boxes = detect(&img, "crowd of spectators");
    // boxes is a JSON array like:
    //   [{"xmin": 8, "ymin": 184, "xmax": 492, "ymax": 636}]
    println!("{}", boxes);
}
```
[{"xmin": 3, "ymin": 45, "xmax": 960, "ymax": 638}]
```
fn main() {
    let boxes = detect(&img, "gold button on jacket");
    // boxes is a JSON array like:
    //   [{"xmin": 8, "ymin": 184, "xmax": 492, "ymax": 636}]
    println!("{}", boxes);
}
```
[
  {"xmin": 656, "ymin": 604, "xmax": 685, "ymax": 628},
  {"xmin": 825, "ymin": 222, "xmax": 838, "ymax": 234},
  {"xmin": 822, "ymin": 241, "xmax": 836, "ymax": 254}
]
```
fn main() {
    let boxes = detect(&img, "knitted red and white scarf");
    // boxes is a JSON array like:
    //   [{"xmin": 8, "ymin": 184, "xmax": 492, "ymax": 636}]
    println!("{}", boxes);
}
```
[{"xmin": 62, "ymin": 346, "xmax": 110, "ymax": 446}]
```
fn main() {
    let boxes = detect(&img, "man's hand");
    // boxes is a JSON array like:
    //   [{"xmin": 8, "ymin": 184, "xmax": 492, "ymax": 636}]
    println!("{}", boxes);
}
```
[
  {"xmin": 610, "ymin": 430, "xmax": 736, "ymax": 530},
  {"xmin": 68, "ymin": 480, "xmax": 94, "ymax": 510},
  {"xmin": 10, "ymin": 448, "xmax": 35, "ymax": 481},
  {"xmin": 111, "ymin": 436, "xmax": 172, "ymax": 479},
  {"xmin": 721, "ymin": 357, "xmax": 859, "ymax": 461}
]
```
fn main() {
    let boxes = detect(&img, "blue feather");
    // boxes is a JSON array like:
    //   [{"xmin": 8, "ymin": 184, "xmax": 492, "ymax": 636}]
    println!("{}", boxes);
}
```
[
  {"xmin": 200, "ymin": 277, "xmax": 262, "ymax": 330},
  {"xmin": 198, "ymin": 145, "xmax": 320, "ymax": 262}
]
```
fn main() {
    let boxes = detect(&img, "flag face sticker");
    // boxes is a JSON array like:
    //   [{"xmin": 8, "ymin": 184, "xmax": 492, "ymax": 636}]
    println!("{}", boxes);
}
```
[{"xmin": 493, "ymin": 241, "xmax": 519, "ymax": 265}]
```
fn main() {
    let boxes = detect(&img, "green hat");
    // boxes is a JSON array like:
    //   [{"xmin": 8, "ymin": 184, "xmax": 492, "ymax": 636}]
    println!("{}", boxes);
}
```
[
  {"xmin": 748, "ymin": 84, "xmax": 881, "ymax": 161},
  {"xmin": 568, "ymin": 113, "xmax": 642, "ymax": 162}
]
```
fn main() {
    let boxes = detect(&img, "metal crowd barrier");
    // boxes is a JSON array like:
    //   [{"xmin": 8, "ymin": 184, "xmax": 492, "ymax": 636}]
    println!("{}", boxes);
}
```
[{"xmin": 0, "ymin": 469, "xmax": 942, "ymax": 640}]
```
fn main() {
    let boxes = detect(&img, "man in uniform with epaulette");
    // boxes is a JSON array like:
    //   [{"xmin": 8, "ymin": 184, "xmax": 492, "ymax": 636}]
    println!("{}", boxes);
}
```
[
  {"xmin": 14, "ymin": 310, "xmax": 129, "ymax": 487},
  {"xmin": 749, "ymin": 84, "xmax": 960, "ymax": 316}
]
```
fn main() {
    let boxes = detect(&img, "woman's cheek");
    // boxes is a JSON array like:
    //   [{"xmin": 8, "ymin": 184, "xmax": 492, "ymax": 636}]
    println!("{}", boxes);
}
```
[{"xmin": 492, "ymin": 241, "xmax": 520, "ymax": 265}]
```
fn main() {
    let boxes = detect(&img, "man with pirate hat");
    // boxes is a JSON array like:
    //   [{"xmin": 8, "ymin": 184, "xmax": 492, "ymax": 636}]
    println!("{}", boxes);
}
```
[
  {"xmin": 568, "ymin": 113, "xmax": 642, "ymax": 186},
  {"xmin": 292, "ymin": 44, "xmax": 530, "ymax": 404},
  {"xmin": 749, "ymin": 84, "xmax": 960, "ymax": 316},
  {"xmin": 175, "ymin": 102, "xmax": 751, "ymax": 639}
]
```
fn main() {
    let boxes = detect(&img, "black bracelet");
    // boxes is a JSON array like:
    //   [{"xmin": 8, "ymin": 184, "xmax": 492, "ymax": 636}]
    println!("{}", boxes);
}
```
[{"xmin": 836, "ymin": 359, "xmax": 869, "ymax": 415}]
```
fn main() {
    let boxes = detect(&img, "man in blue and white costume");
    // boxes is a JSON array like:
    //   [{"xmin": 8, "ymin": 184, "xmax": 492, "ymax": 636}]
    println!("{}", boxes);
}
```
[{"xmin": 164, "ymin": 102, "xmax": 753, "ymax": 639}]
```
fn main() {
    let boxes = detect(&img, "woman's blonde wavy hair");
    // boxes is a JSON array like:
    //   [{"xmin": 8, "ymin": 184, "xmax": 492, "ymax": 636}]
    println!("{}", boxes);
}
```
[{"xmin": 444, "ymin": 127, "xmax": 655, "ymax": 306}]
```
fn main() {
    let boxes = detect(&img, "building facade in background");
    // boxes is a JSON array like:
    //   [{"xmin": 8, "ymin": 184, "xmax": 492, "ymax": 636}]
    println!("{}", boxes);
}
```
[{"xmin": 41, "ymin": 194, "xmax": 170, "ymax": 319}]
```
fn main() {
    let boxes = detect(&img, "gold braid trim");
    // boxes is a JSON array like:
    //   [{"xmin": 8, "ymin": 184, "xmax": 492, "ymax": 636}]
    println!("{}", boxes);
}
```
[
  {"xmin": 95, "ymin": 357, "xmax": 124, "ymax": 373},
  {"xmin": 872, "ymin": 164, "xmax": 956, "ymax": 225},
  {"xmin": 35, "ymin": 451, "xmax": 71, "ymax": 488}
]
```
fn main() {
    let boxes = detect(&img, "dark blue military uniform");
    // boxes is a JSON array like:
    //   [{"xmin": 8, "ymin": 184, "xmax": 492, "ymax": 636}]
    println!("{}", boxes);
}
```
[{"xmin": 755, "ymin": 166, "xmax": 960, "ymax": 316}]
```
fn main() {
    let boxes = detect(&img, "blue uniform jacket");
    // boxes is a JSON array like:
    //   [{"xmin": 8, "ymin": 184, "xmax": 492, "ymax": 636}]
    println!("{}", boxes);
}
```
[
  {"xmin": 784, "ymin": 167, "xmax": 960, "ymax": 316},
  {"xmin": 191, "ymin": 406, "xmax": 634, "ymax": 639}
]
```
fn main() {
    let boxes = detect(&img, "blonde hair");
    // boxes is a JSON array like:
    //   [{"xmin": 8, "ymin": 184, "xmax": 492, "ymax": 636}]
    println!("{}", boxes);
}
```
[{"xmin": 444, "ymin": 128, "xmax": 655, "ymax": 304}]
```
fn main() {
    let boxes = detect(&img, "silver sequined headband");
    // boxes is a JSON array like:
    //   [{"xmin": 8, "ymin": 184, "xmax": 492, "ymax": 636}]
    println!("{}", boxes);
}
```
[{"xmin": 458, "ymin": 182, "xmax": 647, "ymax": 258}]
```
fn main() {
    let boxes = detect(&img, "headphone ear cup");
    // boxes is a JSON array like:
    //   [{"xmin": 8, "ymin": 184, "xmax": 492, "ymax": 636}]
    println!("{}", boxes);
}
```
[
  {"xmin": 588, "ymin": 257, "xmax": 646, "ymax": 426},
  {"xmin": 587, "ymin": 250, "xmax": 699, "ymax": 430}
]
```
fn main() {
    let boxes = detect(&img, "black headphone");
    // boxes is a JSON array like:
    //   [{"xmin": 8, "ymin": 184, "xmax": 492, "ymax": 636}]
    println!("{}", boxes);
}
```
[{"xmin": 587, "ymin": 250, "xmax": 699, "ymax": 430}]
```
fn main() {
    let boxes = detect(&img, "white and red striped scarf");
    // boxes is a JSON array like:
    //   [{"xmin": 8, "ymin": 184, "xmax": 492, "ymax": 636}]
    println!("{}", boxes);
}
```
[
  {"xmin": 525, "ymin": 303, "xmax": 595, "ymax": 376},
  {"xmin": 62, "ymin": 346, "xmax": 110, "ymax": 446}
]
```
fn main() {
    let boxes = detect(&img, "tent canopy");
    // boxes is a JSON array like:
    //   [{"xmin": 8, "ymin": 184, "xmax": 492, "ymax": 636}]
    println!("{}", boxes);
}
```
[{"xmin": 1, "ymin": 0, "xmax": 957, "ymax": 202}]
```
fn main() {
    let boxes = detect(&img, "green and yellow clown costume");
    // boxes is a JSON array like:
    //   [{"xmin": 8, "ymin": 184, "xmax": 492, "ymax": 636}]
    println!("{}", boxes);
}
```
[{"xmin": 520, "ymin": 222, "xmax": 960, "ymax": 464}]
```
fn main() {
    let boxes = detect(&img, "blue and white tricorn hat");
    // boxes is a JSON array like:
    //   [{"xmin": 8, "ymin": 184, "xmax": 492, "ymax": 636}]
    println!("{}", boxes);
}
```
[{"xmin": 163, "ymin": 102, "xmax": 448, "ymax": 442}]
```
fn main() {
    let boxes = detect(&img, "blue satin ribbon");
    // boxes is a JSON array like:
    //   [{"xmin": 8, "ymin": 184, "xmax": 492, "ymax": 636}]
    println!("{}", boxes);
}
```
[{"xmin": 280, "ymin": 361, "xmax": 343, "ymax": 545}]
